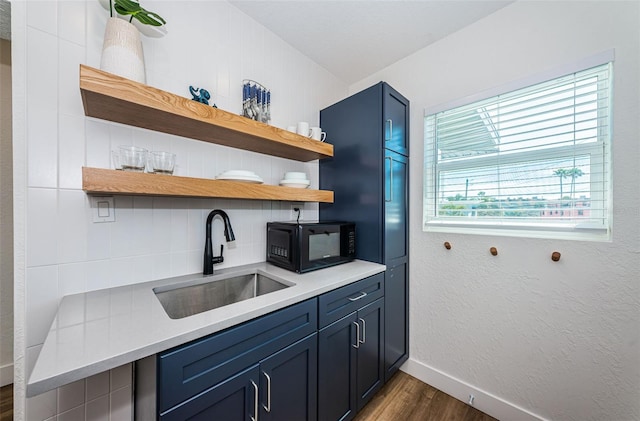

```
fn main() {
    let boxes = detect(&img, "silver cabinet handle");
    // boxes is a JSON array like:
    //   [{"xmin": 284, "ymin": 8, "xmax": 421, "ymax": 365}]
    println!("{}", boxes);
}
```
[
  {"xmin": 348, "ymin": 291, "xmax": 367, "ymax": 302},
  {"xmin": 358, "ymin": 318, "xmax": 366, "ymax": 345},
  {"xmin": 262, "ymin": 371, "xmax": 271, "ymax": 413},
  {"xmin": 385, "ymin": 119, "xmax": 393, "ymax": 142},
  {"xmin": 352, "ymin": 321, "xmax": 360, "ymax": 348},
  {"xmin": 250, "ymin": 380, "xmax": 259, "ymax": 421},
  {"xmin": 385, "ymin": 156, "xmax": 393, "ymax": 202}
]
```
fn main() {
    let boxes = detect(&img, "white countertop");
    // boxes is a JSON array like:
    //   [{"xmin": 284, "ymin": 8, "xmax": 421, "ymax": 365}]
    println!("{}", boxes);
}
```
[{"xmin": 27, "ymin": 260, "xmax": 385, "ymax": 397}]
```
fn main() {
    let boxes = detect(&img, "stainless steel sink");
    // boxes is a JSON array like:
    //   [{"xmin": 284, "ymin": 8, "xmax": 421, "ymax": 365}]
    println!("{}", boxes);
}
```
[{"xmin": 153, "ymin": 271, "xmax": 291, "ymax": 319}]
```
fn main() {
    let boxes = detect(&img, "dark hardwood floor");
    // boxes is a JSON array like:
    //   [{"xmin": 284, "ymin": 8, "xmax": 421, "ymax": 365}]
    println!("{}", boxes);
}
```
[
  {"xmin": 355, "ymin": 371, "xmax": 498, "ymax": 421},
  {"xmin": 0, "ymin": 373, "xmax": 495, "ymax": 421},
  {"xmin": 0, "ymin": 384, "xmax": 12, "ymax": 421}
]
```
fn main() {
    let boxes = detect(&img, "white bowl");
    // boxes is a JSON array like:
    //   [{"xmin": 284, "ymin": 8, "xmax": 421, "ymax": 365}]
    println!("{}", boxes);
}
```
[
  {"xmin": 280, "ymin": 179, "xmax": 310, "ymax": 188},
  {"xmin": 284, "ymin": 171, "xmax": 308, "ymax": 180},
  {"xmin": 221, "ymin": 170, "xmax": 257, "ymax": 177}
]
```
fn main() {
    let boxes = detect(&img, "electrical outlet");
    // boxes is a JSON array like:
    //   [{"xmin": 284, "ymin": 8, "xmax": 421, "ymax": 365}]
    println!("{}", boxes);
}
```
[
  {"xmin": 290, "ymin": 204, "xmax": 303, "ymax": 221},
  {"xmin": 91, "ymin": 196, "xmax": 115, "ymax": 223}
]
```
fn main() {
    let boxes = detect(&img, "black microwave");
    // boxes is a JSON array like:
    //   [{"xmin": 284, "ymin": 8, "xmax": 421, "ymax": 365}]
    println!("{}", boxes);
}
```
[{"xmin": 266, "ymin": 221, "xmax": 356, "ymax": 273}]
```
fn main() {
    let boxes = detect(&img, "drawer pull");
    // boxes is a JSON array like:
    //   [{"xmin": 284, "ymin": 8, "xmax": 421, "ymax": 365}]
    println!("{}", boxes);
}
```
[
  {"xmin": 352, "ymin": 322, "xmax": 361, "ymax": 348},
  {"xmin": 348, "ymin": 291, "xmax": 367, "ymax": 302},
  {"xmin": 251, "ymin": 380, "xmax": 259, "ymax": 421},
  {"xmin": 262, "ymin": 371, "xmax": 271, "ymax": 413},
  {"xmin": 358, "ymin": 318, "xmax": 366, "ymax": 345}
]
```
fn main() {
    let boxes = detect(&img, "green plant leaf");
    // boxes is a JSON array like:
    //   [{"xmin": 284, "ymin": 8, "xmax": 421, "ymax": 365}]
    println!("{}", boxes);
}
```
[{"xmin": 113, "ymin": 0, "xmax": 166, "ymax": 26}]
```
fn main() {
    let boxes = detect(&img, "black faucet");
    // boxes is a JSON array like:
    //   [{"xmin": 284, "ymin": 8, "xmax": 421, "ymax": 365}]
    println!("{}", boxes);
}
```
[{"xmin": 203, "ymin": 209, "xmax": 235, "ymax": 275}]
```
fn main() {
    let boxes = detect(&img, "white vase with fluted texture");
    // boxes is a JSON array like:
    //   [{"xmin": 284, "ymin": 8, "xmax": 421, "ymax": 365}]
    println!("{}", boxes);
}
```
[{"xmin": 100, "ymin": 17, "xmax": 146, "ymax": 83}]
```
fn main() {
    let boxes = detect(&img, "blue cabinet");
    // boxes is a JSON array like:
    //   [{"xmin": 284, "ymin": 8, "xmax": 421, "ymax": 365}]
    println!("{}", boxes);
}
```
[
  {"xmin": 260, "ymin": 334, "xmax": 318, "ymax": 421},
  {"xmin": 320, "ymin": 82, "xmax": 410, "ymax": 383},
  {"xmin": 318, "ymin": 298, "xmax": 384, "ymax": 421},
  {"xmin": 317, "ymin": 274, "xmax": 385, "ymax": 421},
  {"xmin": 157, "ymin": 299, "xmax": 318, "ymax": 420},
  {"xmin": 159, "ymin": 364, "xmax": 260, "ymax": 421}
]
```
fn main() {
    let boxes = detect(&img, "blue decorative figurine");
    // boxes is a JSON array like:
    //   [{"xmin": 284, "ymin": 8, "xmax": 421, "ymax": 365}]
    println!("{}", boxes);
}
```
[{"xmin": 190, "ymin": 86, "xmax": 211, "ymax": 105}]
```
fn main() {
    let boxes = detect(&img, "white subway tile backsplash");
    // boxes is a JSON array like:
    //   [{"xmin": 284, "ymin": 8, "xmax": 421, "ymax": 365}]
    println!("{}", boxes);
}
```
[
  {"xmin": 58, "ymin": 114, "xmax": 85, "ymax": 189},
  {"xmin": 27, "ymin": 27, "xmax": 59, "ymax": 109},
  {"xmin": 86, "ymin": 218, "xmax": 111, "ymax": 262},
  {"xmin": 26, "ymin": 345, "xmax": 44, "ymax": 381},
  {"xmin": 57, "ymin": 379, "xmax": 86, "ymax": 414},
  {"xmin": 108, "ymin": 124, "xmax": 133, "ymax": 150},
  {"xmin": 110, "ymin": 196, "xmax": 134, "ymax": 258},
  {"xmin": 84, "ymin": 260, "xmax": 111, "ymax": 292},
  {"xmin": 58, "ymin": 40, "xmax": 86, "ymax": 117},
  {"xmin": 27, "ymin": 188, "xmax": 59, "ymax": 267},
  {"xmin": 170, "ymin": 207, "xmax": 189, "ymax": 252},
  {"xmin": 26, "ymin": 1, "xmax": 58, "ymax": 36},
  {"xmin": 26, "ymin": 265, "xmax": 59, "ymax": 348},
  {"xmin": 186, "ymin": 250, "xmax": 202, "ymax": 275},
  {"xmin": 57, "ymin": 189, "xmax": 89, "ymax": 264},
  {"xmin": 151, "ymin": 199, "xmax": 172, "ymax": 254},
  {"xmin": 85, "ymin": 120, "xmax": 111, "ymax": 169},
  {"xmin": 151, "ymin": 253, "xmax": 172, "ymax": 281},
  {"xmin": 27, "ymin": 103, "xmax": 58, "ymax": 189},
  {"xmin": 170, "ymin": 252, "xmax": 189, "ymax": 277},
  {"xmin": 58, "ymin": 262, "xmax": 88, "ymax": 298},
  {"xmin": 58, "ymin": 0, "xmax": 86, "ymax": 46}
]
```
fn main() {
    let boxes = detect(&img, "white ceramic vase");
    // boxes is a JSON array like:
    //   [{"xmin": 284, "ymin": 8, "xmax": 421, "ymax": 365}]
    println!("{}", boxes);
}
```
[{"xmin": 100, "ymin": 17, "xmax": 146, "ymax": 83}]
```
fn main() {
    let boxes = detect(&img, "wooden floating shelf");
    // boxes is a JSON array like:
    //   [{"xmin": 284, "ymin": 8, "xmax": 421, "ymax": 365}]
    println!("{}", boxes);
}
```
[
  {"xmin": 79, "ymin": 65, "xmax": 333, "ymax": 162},
  {"xmin": 82, "ymin": 167, "xmax": 334, "ymax": 203}
]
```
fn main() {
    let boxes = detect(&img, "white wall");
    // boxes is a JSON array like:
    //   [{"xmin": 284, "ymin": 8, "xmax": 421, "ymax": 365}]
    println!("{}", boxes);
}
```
[
  {"xmin": 352, "ymin": 1, "xmax": 640, "ymax": 420},
  {"xmin": 0, "ymin": 36, "xmax": 13, "ymax": 387},
  {"xmin": 12, "ymin": 0, "xmax": 348, "ymax": 419}
]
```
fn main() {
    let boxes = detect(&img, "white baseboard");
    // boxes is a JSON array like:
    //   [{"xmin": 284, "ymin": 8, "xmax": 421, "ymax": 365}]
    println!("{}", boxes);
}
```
[
  {"xmin": 0, "ymin": 362, "xmax": 12, "ymax": 387},
  {"xmin": 401, "ymin": 358, "xmax": 546, "ymax": 421}
]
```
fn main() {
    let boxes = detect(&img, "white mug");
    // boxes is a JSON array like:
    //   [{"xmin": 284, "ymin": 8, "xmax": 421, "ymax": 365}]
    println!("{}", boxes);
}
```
[
  {"xmin": 296, "ymin": 122, "xmax": 311, "ymax": 137},
  {"xmin": 310, "ymin": 127, "xmax": 327, "ymax": 142}
]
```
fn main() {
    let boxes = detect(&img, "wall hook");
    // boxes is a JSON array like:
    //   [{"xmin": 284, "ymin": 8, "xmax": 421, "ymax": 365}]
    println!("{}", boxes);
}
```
[
  {"xmin": 551, "ymin": 251, "xmax": 561, "ymax": 262},
  {"xmin": 490, "ymin": 247, "xmax": 498, "ymax": 256},
  {"xmin": 444, "ymin": 241, "xmax": 452, "ymax": 250}
]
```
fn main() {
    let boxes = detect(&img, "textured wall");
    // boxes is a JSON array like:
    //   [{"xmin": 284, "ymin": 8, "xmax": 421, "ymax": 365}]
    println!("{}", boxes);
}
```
[
  {"xmin": 11, "ymin": 1, "xmax": 348, "ymax": 419},
  {"xmin": 351, "ymin": 1, "xmax": 640, "ymax": 420},
  {"xmin": 0, "ymin": 37, "xmax": 13, "ymax": 387}
]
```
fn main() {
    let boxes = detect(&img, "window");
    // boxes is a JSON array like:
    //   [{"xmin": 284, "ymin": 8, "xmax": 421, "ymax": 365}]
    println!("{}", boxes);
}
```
[{"xmin": 424, "ymin": 61, "xmax": 612, "ymax": 240}]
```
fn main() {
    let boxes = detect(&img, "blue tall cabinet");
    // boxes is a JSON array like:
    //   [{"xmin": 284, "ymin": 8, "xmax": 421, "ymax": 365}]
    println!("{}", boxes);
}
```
[{"xmin": 320, "ymin": 82, "xmax": 410, "ymax": 383}]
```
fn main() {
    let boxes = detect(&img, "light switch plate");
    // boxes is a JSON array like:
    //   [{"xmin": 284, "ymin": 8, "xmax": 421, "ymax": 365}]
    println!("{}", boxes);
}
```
[{"xmin": 91, "ymin": 196, "xmax": 115, "ymax": 223}]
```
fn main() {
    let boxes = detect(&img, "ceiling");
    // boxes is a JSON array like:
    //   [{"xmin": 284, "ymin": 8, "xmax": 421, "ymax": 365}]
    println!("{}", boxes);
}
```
[
  {"xmin": 0, "ymin": 1, "xmax": 515, "ymax": 79},
  {"xmin": 229, "ymin": 0, "xmax": 514, "ymax": 84}
]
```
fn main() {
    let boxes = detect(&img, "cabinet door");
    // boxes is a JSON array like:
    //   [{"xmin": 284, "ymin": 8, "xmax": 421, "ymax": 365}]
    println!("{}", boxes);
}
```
[
  {"xmin": 384, "ymin": 261, "xmax": 409, "ymax": 381},
  {"xmin": 261, "ymin": 334, "xmax": 318, "ymax": 421},
  {"xmin": 384, "ymin": 150, "xmax": 408, "ymax": 262},
  {"xmin": 383, "ymin": 83, "xmax": 409, "ymax": 156},
  {"xmin": 160, "ymin": 365, "xmax": 260, "ymax": 421},
  {"xmin": 318, "ymin": 313, "xmax": 358, "ymax": 421},
  {"xmin": 356, "ymin": 298, "xmax": 385, "ymax": 411}
]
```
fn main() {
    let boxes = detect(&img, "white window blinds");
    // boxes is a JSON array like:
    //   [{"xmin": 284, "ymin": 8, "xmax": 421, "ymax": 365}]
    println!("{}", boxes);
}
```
[{"xmin": 424, "ymin": 62, "xmax": 612, "ymax": 240}]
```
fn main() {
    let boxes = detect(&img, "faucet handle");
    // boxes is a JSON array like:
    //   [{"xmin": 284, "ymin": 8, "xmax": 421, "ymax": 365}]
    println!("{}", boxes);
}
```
[{"xmin": 212, "ymin": 244, "xmax": 224, "ymax": 264}]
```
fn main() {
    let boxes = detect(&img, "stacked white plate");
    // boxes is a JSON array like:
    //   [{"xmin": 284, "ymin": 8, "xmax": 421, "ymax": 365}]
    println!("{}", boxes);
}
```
[
  {"xmin": 216, "ymin": 170, "xmax": 264, "ymax": 184},
  {"xmin": 280, "ymin": 171, "xmax": 310, "ymax": 189}
]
